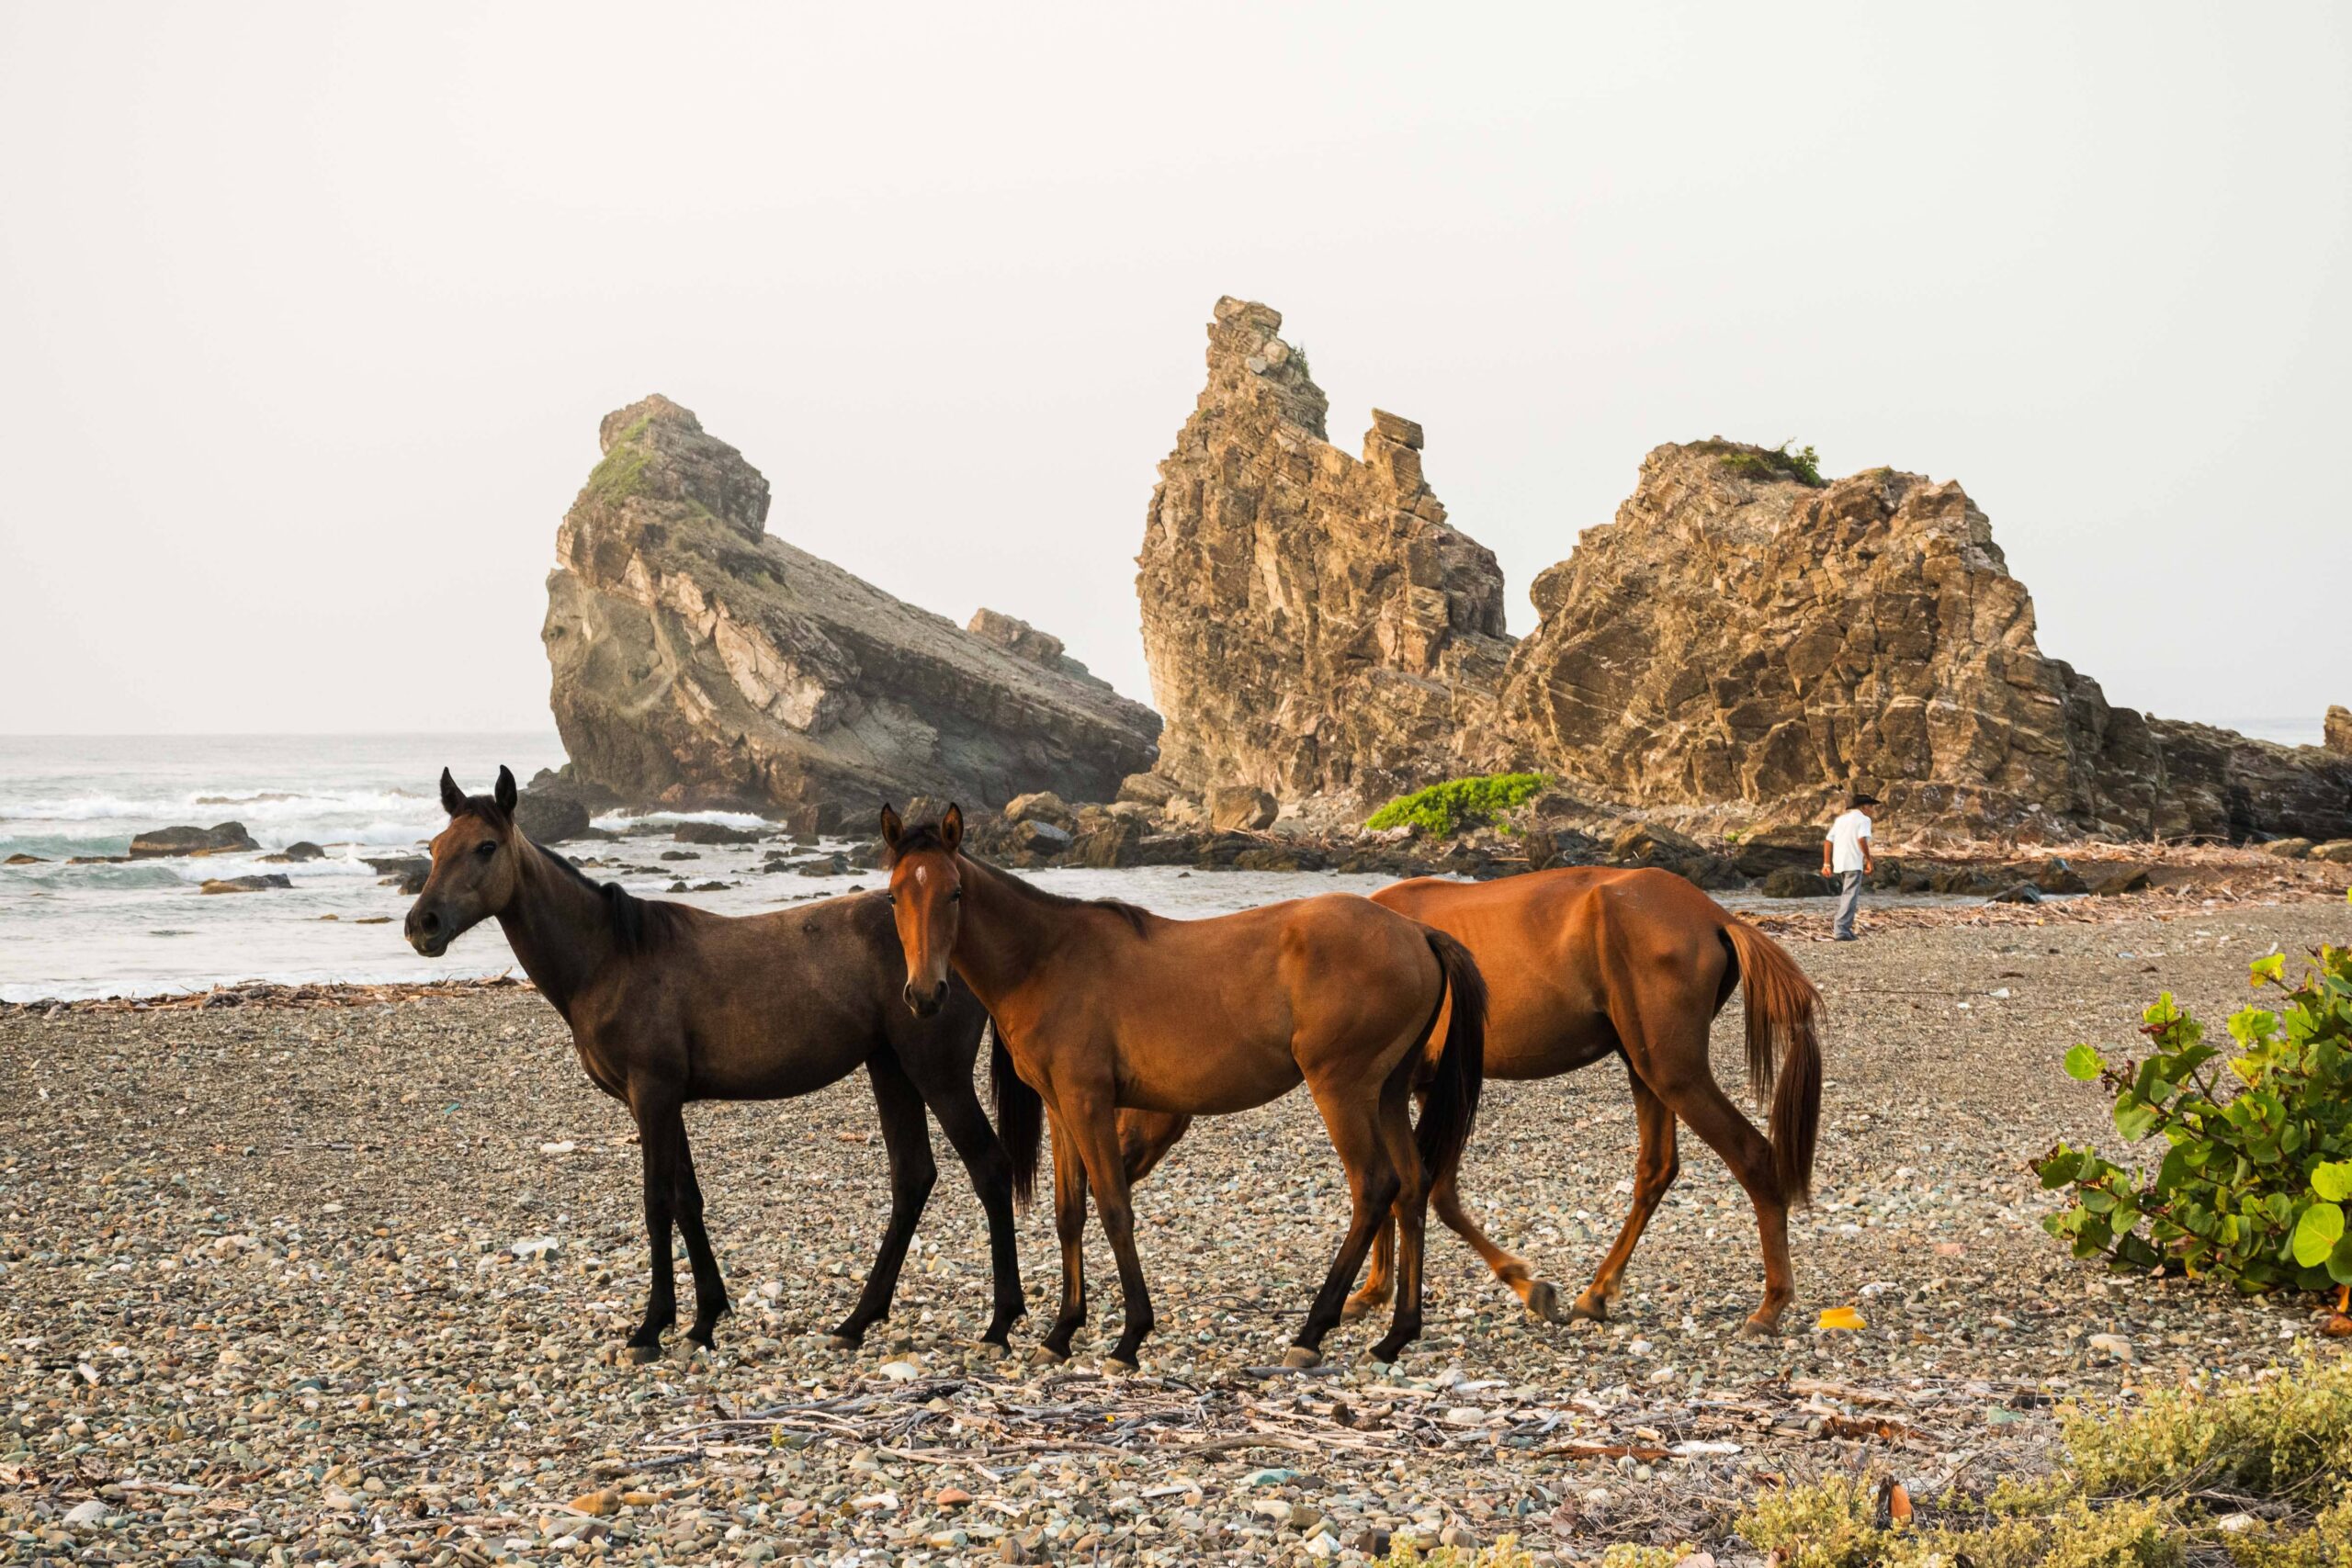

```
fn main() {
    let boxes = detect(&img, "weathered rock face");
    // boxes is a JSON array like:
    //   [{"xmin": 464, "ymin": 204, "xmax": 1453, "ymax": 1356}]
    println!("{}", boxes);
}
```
[
  {"xmin": 1499, "ymin": 442, "xmax": 2352, "ymax": 840},
  {"xmin": 2327, "ymin": 705, "xmax": 2352, "ymax": 757},
  {"xmin": 545, "ymin": 396, "xmax": 1160, "ymax": 813},
  {"xmin": 1136, "ymin": 299, "xmax": 1514, "ymax": 803}
]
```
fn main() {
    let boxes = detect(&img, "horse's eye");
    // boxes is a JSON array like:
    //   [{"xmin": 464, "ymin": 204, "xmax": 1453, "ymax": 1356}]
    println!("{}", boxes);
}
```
[
  {"xmin": 475, "ymin": 841, "xmax": 497, "ymax": 858},
  {"xmin": 949, "ymin": 888, "xmax": 962, "ymax": 902},
  {"xmin": 885, "ymin": 893, "xmax": 895, "ymax": 906}
]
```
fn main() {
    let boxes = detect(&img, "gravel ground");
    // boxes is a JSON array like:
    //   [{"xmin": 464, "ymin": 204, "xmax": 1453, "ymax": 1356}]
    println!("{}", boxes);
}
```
[{"xmin": 4, "ymin": 892, "xmax": 2349, "ymax": 1565}]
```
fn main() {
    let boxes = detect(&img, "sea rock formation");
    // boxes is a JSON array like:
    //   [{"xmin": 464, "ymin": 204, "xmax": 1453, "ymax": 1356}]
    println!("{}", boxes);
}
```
[
  {"xmin": 544, "ymin": 396, "xmax": 1160, "ymax": 815},
  {"xmin": 1136, "ymin": 299, "xmax": 1514, "ymax": 802},
  {"xmin": 1499, "ymin": 442, "xmax": 2352, "ymax": 840},
  {"xmin": 2327, "ymin": 705, "xmax": 2352, "ymax": 756},
  {"xmin": 130, "ymin": 822, "xmax": 258, "ymax": 859}
]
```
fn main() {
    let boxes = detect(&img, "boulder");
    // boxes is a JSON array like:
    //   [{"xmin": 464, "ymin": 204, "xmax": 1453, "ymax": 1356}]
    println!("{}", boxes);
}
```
[
  {"xmin": 1608, "ymin": 821, "xmax": 1703, "ymax": 863},
  {"xmin": 2085, "ymin": 863, "xmax": 2153, "ymax": 896},
  {"xmin": 1234, "ymin": 845, "xmax": 1327, "ymax": 872},
  {"xmin": 672, "ymin": 821, "xmax": 765, "ymax": 845},
  {"xmin": 1208, "ymin": 784, "xmax": 1278, "ymax": 832},
  {"xmin": 281, "ymin": 841, "xmax": 326, "ymax": 862},
  {"xmin": 2328, "ymin": 705, "xmax": 2352, "ymax": 757},
  {"xmin": 514, "ymin": 788, "xmax": 594, "ymax": 844},
  {"xmin": 1729, "ymin": 824, "xmax": 1831, "ymax": 878},
  {"xmin": 1758, "ymin": 866, "xmax": 1834, "ymax": 898},
  {"xmin": 545, "ymin": 395, "xmax": 1160, "ymax": 814},
  {"xmin": 363, "ymin": 855, "xmax": 431, "ymax": 895},
  {"xmin": 1116, "ymin": 772, "xmax": 1185, "ymax": 809},
  {"xmin": 1136, "ymin": 831, "xmax": 1204, "ymax": 866},
  {"xmin": 1010, "ymin": 820, "xmax": 1073, "ymax": 857},
  {"xmin": 1069, "ymin": 822, "xmax": 1144, "ymax": 869},
  {"xmin": 1520, "ymin": 827, "xmax": 1599, "ymax": 870},
  {"xmin": 1136, "ymin": 299, "xmax": 1515, "ymax": 804},
  {"xmin": 129, "ymin": 822, "xmax": 258, "ymax": 859},
  {"xmin": 1990, "ymin": 883, "xmax": 2047, "ymax": 905},
  {"xmin": 200, "ymin": 874, "xmax": 292, "ymax": 895},
  {"xmin": 2266, "ymin": 838, "xmax": 2314, "ymax": 860},
  {"xmin": 1003, "ymin": 791, "xmax": 1076, "ymax": 829},
  {"xmin": 6, "ymin": 852, "xmax": 47, "ymax": 865},
  {"xmin": 2027, "ymin": 857, "xmax": 2090, "ymax": 895},
  {"xmin": 2312, "ymin": 840, "xmax": 2352, "ymax": 865}
]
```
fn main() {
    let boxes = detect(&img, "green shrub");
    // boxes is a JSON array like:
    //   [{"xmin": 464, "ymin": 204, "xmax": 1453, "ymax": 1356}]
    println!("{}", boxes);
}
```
[
  {"xmin": 1712, "ymin": 438, "xmax": 1826, "ymax": 487},
  {"xmin": 1725, "ymin": 1359, "xmax": 2352, "ymax": 1567},
  {"xmin": 1365, "ymin": 773, "xmax": 1547, "ymax": 838},
  {"xmin": 2037, "ymin": 944, "xmax": 2352, "ymax": 1293}
]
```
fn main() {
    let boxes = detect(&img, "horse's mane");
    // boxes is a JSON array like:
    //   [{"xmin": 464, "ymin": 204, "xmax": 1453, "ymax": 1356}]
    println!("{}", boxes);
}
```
[
  {"xmin": 888, "ymin": 819, "xmax": 1151, "ymax": 938},
  {"xmin": 456, "ymin": 795, "xmax": 686, "ymax": 955}
]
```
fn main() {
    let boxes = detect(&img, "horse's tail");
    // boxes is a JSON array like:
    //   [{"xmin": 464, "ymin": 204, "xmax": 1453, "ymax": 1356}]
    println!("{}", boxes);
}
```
[
  {"xmin": 1722, "ymin": 918, "xmax": 1824, "ymax": 1208},
  {"xmin": 1415, "ymin": 928, "xmax": 1488, "ymax": 1187},
  {"xmin": 987, "ymin": 1017, "xmax": 1043, "ymax": 1210}
]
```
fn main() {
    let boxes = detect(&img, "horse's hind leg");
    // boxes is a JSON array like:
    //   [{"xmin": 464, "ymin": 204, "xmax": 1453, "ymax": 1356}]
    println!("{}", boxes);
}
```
[
  {"xmin": 1058, "ymin": 1094, "xmax": 1159, "ymax": 1371},
  {"xmin": 1035, "ymin": 1111, "xmax": 1091, "ymax": 1365},
  {"xmin": 1368, "ymin": 1071, "xmax": 1430, "ymax": 1364},
  {"xmin": 1340, "ymin": 1222, "xmax": 1396, "ymax": 1322},
  {"xmin": 907, "ymin": 1058, "xmax": 1026, "ymax": 1352},
  {"xmin": 1650, "ymin": 1069, "xmax": 1792, "ymax": 1336},
  {"xmin": 829, "ymin": 1054, "xmax": 937, "ymax": 1350},
  {"xmin": 671, "ymin": 1131, "xmax": 730, "ymax": 1350},
  {"xmin": 1432, "ymin": 1160, "xmax": 1561, "ymax": 1324},
  {"xmin": 625, "ymin": 1082, "xmax": 684, "ymax": 1363},
  {"xmin": 1569, "ymin": 1065, "xmax": 1678, "ymax": 1324},
  {"xmin": 1290, "ymin": 1089, "xmax": 1403, "ymax": 1367}
]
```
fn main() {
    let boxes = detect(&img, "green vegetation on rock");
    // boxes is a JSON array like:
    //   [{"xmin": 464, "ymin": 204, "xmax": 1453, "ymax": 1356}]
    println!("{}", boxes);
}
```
[
  {"xmin": 1365, "ymin": 772, "xmax": 1546, "ymax": 837},
  {"xmin": 1701, "ymin": 437, "xmax": 1826, "ymax": 487},
  {"xmin": 583, "ymin": 416, "xmax": 653, "ymax": 506},
  {"xmin": 2039, "ymin": 942, "xmax": 2352, "ymax": 1294}
]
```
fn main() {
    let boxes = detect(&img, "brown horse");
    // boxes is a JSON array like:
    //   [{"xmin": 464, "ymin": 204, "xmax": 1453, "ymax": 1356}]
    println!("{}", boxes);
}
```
[
  {"xmin": 879, "ymin": 804, "xmax": 1487, "ymax": 1370},
  {"xmin": 1118, "ymin": 867, "xmax": 1822, "ymax": 1335},
  {"xmin": 404, "ymin": 769, "xmax": 1025, "ymax": 1361}
]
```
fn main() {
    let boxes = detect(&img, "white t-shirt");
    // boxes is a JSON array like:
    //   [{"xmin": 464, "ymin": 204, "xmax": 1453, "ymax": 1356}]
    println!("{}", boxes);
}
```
[{"xmin": 1826, "ymin": 809, "xmax": 1873, "ymax": 874}]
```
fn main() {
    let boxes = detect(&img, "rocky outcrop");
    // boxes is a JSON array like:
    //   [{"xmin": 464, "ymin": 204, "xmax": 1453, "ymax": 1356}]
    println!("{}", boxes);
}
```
[
  {"xmin": 545, "ymin": 396, "xmax": 1160, "ymax": 815},
  {"xmin": 2327, "ymin": 705, "xmax": 2352, "ymax": 757},
  {"xmin": 1499, "ymin": 442, "xmax": 2352, "ymax": 841},
  {"xmin": 1136, "ymin": 299, "xmax": 1514, "ymax": 803},
  {"xmin": 130, "ymin": 822, "xmax": 258, "ymax": 859}
]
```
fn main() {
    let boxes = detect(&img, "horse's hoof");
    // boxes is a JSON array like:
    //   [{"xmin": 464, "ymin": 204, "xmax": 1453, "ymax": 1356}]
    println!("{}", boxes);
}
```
[
  {"xmin": 1104, "ymin": 1354, "xmax": 1139, "ymax": 1375},
  {"xmin": 1028, "ymin": 1345, "xmax": 1069, "ymax": 1367},
  {"xmin": 1523, "ymin": 1280, "xmax": 1563, "ymax": 1325},
  {"xmin": 972, "ymin": 1340, "xmax": 1010, "ymax": 1361},
  {"xmin": 1281, "ymin": 1346, "xmax": 1322, "ymax": 1371},
  {"xmin": 824, "ymin": 1333, "xmax": 859, "ymax": 1352},
  {"xmin": 622, "ymin": 1342, "xmax": 662, "ymax": 1366},
  {"xmin": 1339, "ymin": 1297, "xmax": 1376, "ymax": 1324},
  {"xmin": 1567, "ymin": 1292, "xmax": 1608, "ymax": 1325},
  {"xmin": 1740, "ymin": 1315, "xmax": 1781, "ymax": 1339}
]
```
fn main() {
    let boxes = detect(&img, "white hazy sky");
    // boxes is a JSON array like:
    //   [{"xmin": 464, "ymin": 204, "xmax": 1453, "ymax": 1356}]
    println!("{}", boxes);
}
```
[{"xmin": 2, "ymin": 4, "xmax": 2346, "ymax": 737}]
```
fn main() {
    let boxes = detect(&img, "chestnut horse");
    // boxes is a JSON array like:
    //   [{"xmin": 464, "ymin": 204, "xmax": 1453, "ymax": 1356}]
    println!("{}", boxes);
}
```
[
  {"xmin": 404, "ymin": 769, "xmax": 1024, "ymax": 1361},
  {"xmin": 1118, "ymin": 867, "xmax": 1823, "ymax": 1335},
  {"xmin": 880, "ymin": 805, "xmax": 1487, "ymax": 1370}
]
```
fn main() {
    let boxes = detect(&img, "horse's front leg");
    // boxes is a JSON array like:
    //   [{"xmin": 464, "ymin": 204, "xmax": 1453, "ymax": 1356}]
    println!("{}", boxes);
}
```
[
  {"xmin": 1034, "ymin": 1111, "xmax": 1091, "ymax": 1364},
  {"xmin": 671, "ymin": 1129, "xmax": 730, "ymax": 1351},
  {"xmin": 830, "ymin": 1054, "xmax": 937, "ymax": 1350},
  {"xmin": 625, "ymin": 1084, "xmax": 684, "ymax": 1363}
]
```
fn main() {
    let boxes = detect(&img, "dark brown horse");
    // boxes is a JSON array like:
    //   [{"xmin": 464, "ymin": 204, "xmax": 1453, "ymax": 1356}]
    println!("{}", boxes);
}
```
[
  {"xmin": 404, "ymin": 769, "xmax": 1025, "ymax": 1361},
  {"xmin": 880, "ymin": 805, "xmax": 1486, "ymax": 1370},
  {"xmin": 1118, "ymin": 867, "xmax": 1823, "ymax": 1335}
]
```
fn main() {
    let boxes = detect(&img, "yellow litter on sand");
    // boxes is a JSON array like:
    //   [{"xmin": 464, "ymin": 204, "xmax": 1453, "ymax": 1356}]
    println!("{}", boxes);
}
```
[{"xmin": 1816, "ymin": 1305, "xmax": 1867, "ymax": 1330}]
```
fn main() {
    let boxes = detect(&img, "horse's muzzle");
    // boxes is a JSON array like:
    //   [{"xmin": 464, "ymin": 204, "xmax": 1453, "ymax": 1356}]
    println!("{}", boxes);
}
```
[
  {"xmin": 406, "ymin": 905, "xmax": 450, "ymax": 958},
  {"xmin": 903, "ymin": 979, "xmax": 947, "ymax": 1017}
]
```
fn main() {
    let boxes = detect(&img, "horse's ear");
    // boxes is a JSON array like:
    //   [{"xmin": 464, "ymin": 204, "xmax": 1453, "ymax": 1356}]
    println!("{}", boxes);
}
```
[
  {"xmin": 439, "ymin": 768, "xmax": 467, "ymax": 817},
  {"xmin": 878, "ymin": 803, "xmax": 904, "ymax": 851},
  {"xmin": 494, "ymin": 766, "xmax": 517, "ymax": 815},
  {"xmin": 942, "ymin": 802, "xmax": 964, "ymax": 853}
]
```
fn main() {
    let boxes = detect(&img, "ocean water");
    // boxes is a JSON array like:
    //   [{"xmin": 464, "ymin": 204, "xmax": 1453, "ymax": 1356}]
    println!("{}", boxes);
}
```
[{"xmin": 0, "ymin": 733, "xmax": 1417, "ymax": 1003}]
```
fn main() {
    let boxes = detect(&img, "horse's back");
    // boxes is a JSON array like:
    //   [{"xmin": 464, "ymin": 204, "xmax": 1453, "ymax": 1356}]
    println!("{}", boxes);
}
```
[{"xmin": 1371, "ymin": 868, "xmax": 1735, "ymax": 1077}]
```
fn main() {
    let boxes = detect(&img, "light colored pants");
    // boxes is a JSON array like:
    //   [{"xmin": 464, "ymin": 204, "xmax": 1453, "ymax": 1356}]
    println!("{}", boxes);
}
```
[{"xmin": 1833, "ymin": 870, "xmax": 1865, "ymax": 939}]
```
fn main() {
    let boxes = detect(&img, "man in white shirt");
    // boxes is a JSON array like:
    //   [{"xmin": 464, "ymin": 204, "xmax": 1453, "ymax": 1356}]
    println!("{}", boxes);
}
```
[{"xmin": 1819, "ymin": 792, "xmax": 1877, "ymax": 942}]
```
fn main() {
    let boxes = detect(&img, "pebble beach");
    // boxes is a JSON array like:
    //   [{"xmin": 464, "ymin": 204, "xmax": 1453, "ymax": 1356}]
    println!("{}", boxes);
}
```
[{"xmin": 5, "ymin": 891, "xmax": 2349, "ymax": 1563}]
